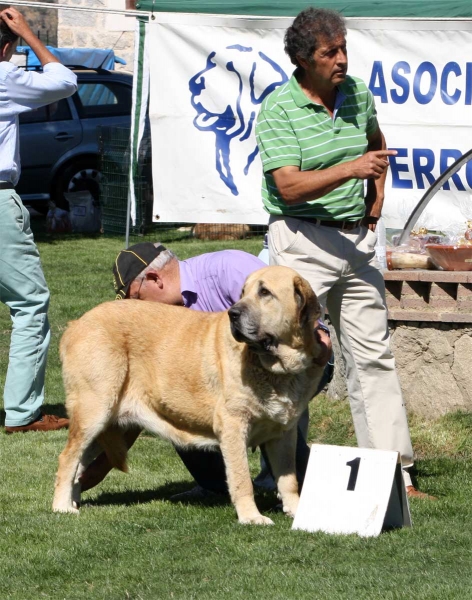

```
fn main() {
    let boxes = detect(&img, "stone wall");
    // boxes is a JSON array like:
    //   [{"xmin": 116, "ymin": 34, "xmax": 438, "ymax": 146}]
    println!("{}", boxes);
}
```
[
  {"xmin": 57, "ymin": 0, "xmax": 135, "ymax": 71},
  {"xmin": 2, "ymin": 0, "xmax": 58, "ymax": 46},
  {"xmin": 327, "ymin": 321, "xmax": 472, "ymax": 420},
  {"xmin": 326, "ymin": 270, "xmax": 472, "ymax": 420},
  {"xmin": 390, "ymin": 321, "xmax": 472, "ymax": 418}
]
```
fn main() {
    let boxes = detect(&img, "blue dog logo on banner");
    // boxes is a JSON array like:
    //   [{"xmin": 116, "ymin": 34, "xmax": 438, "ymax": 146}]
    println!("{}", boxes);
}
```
[{"xmin": 189, "ymin": 45, "xmax": 288, "ymax": 196}]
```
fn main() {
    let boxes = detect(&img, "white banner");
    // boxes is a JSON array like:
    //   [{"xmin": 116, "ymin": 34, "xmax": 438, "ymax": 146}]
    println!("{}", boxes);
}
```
[{"xmin": 149, "ymin": 15, "xmax": 472, "ymax": 228}]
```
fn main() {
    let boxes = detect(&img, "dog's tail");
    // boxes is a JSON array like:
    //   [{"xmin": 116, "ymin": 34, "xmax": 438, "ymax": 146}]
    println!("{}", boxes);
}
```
[{"xmin": 97, "ymin": 427, "xmax": 129, "ymax": 473}]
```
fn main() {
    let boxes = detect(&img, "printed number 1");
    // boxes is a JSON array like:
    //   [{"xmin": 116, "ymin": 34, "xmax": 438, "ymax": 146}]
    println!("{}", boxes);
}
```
[{"xmin": 346, "ymin": 457, "xmax": 361, "ymax": 491}]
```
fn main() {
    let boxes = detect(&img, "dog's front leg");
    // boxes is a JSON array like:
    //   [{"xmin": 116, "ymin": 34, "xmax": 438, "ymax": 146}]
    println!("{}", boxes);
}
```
[
  {"xmin": 263, "ymin": 426, "xmax": 299, "ymax": 518},
  {"xmin": 218, "ymin": 417, "xmax": 274, "ymax": 525}
]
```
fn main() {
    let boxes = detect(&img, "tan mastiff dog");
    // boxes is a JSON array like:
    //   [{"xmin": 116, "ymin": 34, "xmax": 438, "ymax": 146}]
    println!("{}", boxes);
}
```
[{"xmin": 53, "ymin": 266, "xmax": 324, "ymax": 524}]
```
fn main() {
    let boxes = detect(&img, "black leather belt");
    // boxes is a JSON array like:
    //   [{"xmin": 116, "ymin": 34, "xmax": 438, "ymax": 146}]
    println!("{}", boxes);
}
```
[
  {"xmin": 296, "ymin": 216, "xmax": 362, "ymax": 231},
  {"xmin": 0, "ymin": 182, "xmax": 15, "ymax": 191}
]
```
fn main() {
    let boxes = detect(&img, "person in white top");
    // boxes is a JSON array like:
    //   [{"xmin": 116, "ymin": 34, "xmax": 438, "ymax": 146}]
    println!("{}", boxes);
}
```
[{"xmin": 0, "ymin": 8, "xmax": 77, "ymax": 433}]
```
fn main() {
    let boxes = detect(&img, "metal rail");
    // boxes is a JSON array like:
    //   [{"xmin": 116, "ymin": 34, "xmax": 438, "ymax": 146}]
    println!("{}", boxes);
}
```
[
  {"xmin": 396, "ymin": 148, "xmax": 472, "ymax": 246},
  {"xmin": 3, "ymin": 1, "xmax": 148, "ymax": 18}
]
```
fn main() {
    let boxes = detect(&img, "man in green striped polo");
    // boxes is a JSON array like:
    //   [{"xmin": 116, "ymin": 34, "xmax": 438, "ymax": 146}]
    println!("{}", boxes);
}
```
[{"xmin": 256, "ymin": 7, "xmax": 432, "ymax": 499}]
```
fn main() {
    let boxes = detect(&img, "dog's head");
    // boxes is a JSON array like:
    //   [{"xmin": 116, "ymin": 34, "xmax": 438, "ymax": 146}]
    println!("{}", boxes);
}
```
[{"xmin": 228, "ymin": 266, "xmax": 321, "ymax": 374}]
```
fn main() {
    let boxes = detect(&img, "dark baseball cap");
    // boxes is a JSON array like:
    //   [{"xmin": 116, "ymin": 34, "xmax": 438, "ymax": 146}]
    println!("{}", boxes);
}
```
[{"xmin": 113, "ymin": 242, "xmax": 166, "ymax": 300}]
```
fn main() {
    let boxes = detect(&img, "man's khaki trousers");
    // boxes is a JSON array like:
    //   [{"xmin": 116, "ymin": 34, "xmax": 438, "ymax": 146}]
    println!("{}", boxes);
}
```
[{"xmin": 268, "ymin": 215, "xmax": 414, "ymax": 469}]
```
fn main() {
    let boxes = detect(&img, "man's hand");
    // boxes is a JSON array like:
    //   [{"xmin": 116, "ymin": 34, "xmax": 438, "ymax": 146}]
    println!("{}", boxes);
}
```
[
  {"xmin": 0, "ymin": 7, "xmax": 31, "ymax": 39},
  {"xmin": 351, "ymin": 150, "xmax": 397, "ymax": 180},
  {"xmin": 0, "ymin": 7, "xmax": 60, "ymax": 66},
  {"xmin": 271, "ymin": 145, "xmax": 397, "ymax": 207},
  {"xmin": 362, "ymin": 215, "xmax": 379, "ymax": 232},
  {"xmin": 314, "ymin": 326, "xmax": 332, "ymax": 367}
]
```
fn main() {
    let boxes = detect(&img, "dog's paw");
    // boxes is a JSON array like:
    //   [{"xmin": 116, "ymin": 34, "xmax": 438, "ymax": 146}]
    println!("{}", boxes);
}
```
[
  {"xmin": 281, "ymin": 496, "xmax": 299, "ymax": 518},
  {"xmin": 282, "ymin": 505, "xmax": 297, "ymax": 518},
  {"xmin": 52, "ymin": 504, "xmax": 80, "ymax": 515},
  {"xmin": 239, "ymin": 514, "xmax": 274, "ymax": 526}
]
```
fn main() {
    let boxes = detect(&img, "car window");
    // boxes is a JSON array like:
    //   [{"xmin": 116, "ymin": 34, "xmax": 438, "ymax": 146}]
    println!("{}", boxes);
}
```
[
  {"xmin": 19, "ymin": 98, "xmax": 72, "ymax": 124},
  {"xmin": 74, "ymin": 81, "xmax": 132, "ymax": 118}
]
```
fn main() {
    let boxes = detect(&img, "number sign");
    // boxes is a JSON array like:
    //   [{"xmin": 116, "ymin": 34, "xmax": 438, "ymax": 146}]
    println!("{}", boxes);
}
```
[{"xmin": 292, "ymin": 445, "xmax": 411, "ymax": 537}]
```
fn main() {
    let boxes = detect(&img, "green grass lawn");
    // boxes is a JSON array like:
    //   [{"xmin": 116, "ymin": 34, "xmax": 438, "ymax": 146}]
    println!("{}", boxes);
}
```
[{"xmin": 1, "ymin": 217, "xmax": 472, "ymax": 600}]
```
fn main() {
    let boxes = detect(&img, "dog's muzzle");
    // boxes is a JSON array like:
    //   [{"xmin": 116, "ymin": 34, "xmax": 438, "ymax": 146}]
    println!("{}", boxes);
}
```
[
  {"xmin": 228, "ymin": 305, "xmax": 251, "ymax": 343},
  {"xmin": 228, "ymin": 305, "xmax": 277, "ymax": 353}
]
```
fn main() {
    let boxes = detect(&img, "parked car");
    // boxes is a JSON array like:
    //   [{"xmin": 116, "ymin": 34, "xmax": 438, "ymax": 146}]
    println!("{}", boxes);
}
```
[{"xmin": 17, "ymin": 67, "xmax": 133, "ymax": 212}]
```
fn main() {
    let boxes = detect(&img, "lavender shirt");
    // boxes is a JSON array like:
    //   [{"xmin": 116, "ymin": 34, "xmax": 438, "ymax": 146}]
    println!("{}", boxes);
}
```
[{"xmin": 179, "ymin": 250, "xmax": 266, "ymax": 312}]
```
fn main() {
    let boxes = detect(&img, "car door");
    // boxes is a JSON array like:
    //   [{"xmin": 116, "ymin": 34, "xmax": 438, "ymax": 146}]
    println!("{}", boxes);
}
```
[
  {"xmin": 17, "ymin": 97, "xmax": 82, "ymax": 199},
  {"xmin": 72, "ymin": 77, "xmax": 133, "ymax": 148}
]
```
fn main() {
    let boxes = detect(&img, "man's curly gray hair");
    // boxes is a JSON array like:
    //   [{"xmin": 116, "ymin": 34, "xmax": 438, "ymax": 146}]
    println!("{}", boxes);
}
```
[{"xmin": 284, "ymin": 8, "xmax": 346, "ymax": 68}]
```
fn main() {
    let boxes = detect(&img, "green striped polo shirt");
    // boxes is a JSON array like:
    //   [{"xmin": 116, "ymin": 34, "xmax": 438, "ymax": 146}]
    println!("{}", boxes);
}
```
[{"xmin": 255, "ymin": 73, "xmax": 379, "ymax": 220}]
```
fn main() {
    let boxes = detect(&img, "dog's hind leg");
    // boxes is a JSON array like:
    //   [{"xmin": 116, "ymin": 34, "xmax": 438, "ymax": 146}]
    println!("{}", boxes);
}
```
[
  {"xmin": 96, "ymin": 425, "xmax": 131, "ymax": 474},
  {"xmin": 79, "ymin": 427, "xmax": 142, "ymax": 492},
  {"xmin": 53, "ymin": 405, "xmax": 109, "ymax": 514},
  {"xmin": 53, "ymin": 428, "xmax": 92, "ymax": 513},
  {"xmin": 263, "ymin": 426, "xmax": 300, "ymax": 518},
  {"xmin": 75, "ymin": 439, "xmax": 103, "ymax": 481},
  {"xmin": 72, "ymin": 439, "xmax": 103, "ymax": 506},
  {"xmin": 70, "ymin": 426, "xmax": 133, "ymax": 505}
]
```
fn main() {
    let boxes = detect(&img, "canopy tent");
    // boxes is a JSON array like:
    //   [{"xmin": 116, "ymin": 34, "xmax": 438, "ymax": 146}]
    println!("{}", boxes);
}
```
[
  {"xmin": 133, "ymin": 1, "xmax": 472, "ymax": 18},
  {"xmin": 126, "ymin": 2, "xmax": 472, "ymax": 236}
]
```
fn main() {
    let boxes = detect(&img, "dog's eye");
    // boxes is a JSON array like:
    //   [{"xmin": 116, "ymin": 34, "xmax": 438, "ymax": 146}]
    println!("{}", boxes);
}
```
[{"xmin": 259, "ymin": 286, "xmax": 271, "ymax": 298}]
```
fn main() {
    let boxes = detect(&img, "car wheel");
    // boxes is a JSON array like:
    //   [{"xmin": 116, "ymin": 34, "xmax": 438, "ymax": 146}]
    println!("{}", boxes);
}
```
[{"xmin": 52, "ymin": 158, "xmax": 102, "ymax": 210}]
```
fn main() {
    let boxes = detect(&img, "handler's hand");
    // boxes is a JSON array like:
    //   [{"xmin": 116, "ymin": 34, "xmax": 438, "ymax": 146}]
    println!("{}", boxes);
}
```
[
  {"xmin": 0, "ymin": 7, "xmax": 31, "ymax": 39},
  {"xmin": 351, "ymin": 150, "xmax": 397, "ymax": 180},
  {"xmin": 314, "ymin": 327, "xmax": 332, "ymax": 367},
  {"xmin": 362, "ymin": 215, "xmax": 379, "ymax": 232}
]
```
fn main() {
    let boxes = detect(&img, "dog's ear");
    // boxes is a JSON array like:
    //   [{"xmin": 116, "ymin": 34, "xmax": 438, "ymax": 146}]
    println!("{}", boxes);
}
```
[{"xmin": 293, "ymin": 275, "xmax": 320, "ymax": 327}]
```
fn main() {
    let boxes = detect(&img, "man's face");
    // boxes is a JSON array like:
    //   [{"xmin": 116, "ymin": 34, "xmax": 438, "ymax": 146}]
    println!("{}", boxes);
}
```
[
  {"xmin": 128, "ymin": 271, "xmax": 183, "ymax": 306},
  {"xmin": 308, "ymin": 35, "xmax": 347, "ymax": 87}
]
